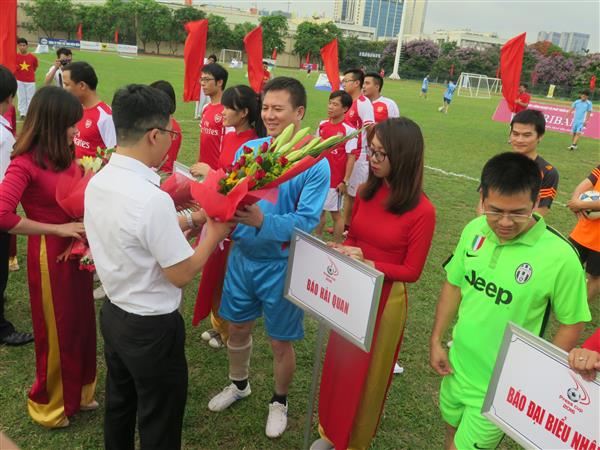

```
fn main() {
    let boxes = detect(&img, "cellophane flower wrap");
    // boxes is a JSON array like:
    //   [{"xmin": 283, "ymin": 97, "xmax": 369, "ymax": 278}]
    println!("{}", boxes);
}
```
[
  {"xmin": 190, "ymin": 124, "xmax": 360, "ymax": 221},
  {"xmin": 55, "ymin": 147, "xmax": 114, "ymax": 271}
]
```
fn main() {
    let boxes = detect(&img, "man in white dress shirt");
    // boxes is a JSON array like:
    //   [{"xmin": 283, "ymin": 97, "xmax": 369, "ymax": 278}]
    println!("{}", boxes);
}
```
[{"xmin": 85, "ymin": 84, "xmax": 232, "ymax": 449}]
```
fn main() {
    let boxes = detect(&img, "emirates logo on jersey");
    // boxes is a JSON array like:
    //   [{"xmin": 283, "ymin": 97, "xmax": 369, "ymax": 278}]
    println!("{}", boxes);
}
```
[
  {"xmin": 214, "ymin": 114, "xmax": 222, "ymax": 124},
  {"xmin": 85, "ymin": 119, "xmax": 92, "ymax": 128}
]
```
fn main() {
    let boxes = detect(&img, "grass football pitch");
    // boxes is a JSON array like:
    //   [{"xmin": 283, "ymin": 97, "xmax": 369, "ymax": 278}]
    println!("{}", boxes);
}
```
[{"xmin": 1, "ymin": 51, "xmax": 598, "ymax": 449}]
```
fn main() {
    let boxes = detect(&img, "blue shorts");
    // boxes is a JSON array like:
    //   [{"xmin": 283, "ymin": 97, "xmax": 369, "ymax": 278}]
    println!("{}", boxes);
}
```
[
  {"xmin": 220, "ymin": 245, "xmax": 304, "ymax": 340},
  {"xmin": 421, "ymin": 88, "xmax": 428, "ymax": 93},
  {"xmin": 572, "ymin": 121, "xmax": 584, "ymax": 134},
  {"xmin": 443, "ymin": 96, "xmax": 452, "ymax": 104}
]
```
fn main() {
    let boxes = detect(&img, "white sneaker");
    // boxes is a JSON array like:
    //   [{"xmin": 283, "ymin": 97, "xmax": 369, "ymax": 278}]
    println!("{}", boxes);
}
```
[
  {"xmin": 208, "ymin": 383, "xmax": 251, "ymax": 412},
  {"xmin": 310, "ymin": 438, "xmax": 334, "ymax": 450},
  {"xmin": 208, "ymin": 335, "xmax": 225, "ymax": 349},
  {"xmin": 93, "ymin": 285, "xmax": 106, "ymax": 300},
  {"xmin": 201, "ymin": 329, "xmax": 219, "ymax": 342},
  {"xmin": 265, "ymin": 401, "xmax": 288, "ymax": 438}
]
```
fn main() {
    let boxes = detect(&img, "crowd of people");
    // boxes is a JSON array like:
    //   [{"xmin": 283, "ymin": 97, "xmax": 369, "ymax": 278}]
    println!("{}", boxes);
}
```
[{"xmin": 0, "ymin": 42, "xmax": 598, "ymax": 450}]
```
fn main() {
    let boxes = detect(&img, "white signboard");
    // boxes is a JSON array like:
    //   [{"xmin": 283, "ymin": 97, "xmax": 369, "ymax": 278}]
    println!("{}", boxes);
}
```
[
  {"xmin": 284, "ymin": 230, "xmax": 383, "ymax": 352},
  {"xmin": 482, "ymin": 323, "xmax": 599, "ymax": 449},
  {"xmin": 173, "ymin": 161, "xmax": 195, "ymax": 180}
]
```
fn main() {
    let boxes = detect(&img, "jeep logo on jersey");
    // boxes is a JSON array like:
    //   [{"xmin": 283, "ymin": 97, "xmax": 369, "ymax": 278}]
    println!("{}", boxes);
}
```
[
  {"xmin": 515, "ymin": 263, "xmax": 532, "ymax": 284},
  {"xmin": 465, "ymin": 270, "xmax": 513, "ymax": 305}
]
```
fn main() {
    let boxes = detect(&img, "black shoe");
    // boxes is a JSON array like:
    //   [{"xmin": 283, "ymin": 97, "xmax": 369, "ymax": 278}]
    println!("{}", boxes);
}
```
[{"xmin": 1, "ymin": 331, "xmax": 34, "ymax": 346}]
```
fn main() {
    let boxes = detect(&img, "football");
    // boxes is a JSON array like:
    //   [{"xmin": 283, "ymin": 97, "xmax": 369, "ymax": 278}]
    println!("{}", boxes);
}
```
[{"xmin": 579, "ymin": 190, "xmax": 600, "ymax": 220}]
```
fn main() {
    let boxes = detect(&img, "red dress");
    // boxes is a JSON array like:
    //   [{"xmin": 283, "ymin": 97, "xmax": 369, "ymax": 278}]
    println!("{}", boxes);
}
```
[
  {"xmin": 0, "ymin": 152, "xmax": 95, "ymax": 427},
  {"xmin": 318, "ymin": 185, "xmax": 436, "ymax": 449}
]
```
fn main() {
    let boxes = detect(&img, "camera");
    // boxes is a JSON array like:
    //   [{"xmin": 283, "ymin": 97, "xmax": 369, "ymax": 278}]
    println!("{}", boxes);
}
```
[{"xmin": 60, "ymin": 59, "xmax": 70, "ymax": 66}]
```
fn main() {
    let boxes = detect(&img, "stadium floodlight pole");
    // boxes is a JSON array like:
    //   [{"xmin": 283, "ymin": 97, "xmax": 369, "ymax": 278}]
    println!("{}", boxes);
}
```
[{"xmin": 389, "ymin": 0, "xmax": 411, "ymax": 79}]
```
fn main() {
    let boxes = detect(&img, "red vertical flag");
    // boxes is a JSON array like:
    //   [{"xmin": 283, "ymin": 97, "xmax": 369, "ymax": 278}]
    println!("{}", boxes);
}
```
[
  {"xmin": 500, "ymin": 32, "xmax": 526, "ymax": 112},
  {"xmin": 76, "ymin": 23, "xmax": 83, "ymax": 41},
  {"xmin": 590, "ymin": 75, "xmax": 597, "ymax": 92},
  {"xmin": 183, "ymin": 19, "xmax": 208, "ymax": 102},
  {"xmin": 114, "ymin": 28, "xmax": 119, "ymax": 44},
  {"xmin": 305, "ymin": 52, "xmax": 310, "ymax": 65},
  {"xmin": 0, "ymin": 0, "xmax": 17, "ymax": 72},
  {"xmin": 320, "ymin": 39, "xmax": 340, "ymax": 91},
  {"xmin": 271, "ymin": 47, "xmax": 277, "ymax": 61},
  {"xmin": 449, "ymin": 63, "xmax": 455, "ymax": 77},
  {"xmin": 244, "ymin": 26, "xmax": 264, "ymax": 94}
]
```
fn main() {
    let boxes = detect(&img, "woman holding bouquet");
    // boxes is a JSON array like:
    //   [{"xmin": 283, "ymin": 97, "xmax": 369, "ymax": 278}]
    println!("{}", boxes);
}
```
[
  {"xmin": 0, "ymin": 86, "xmax": 96, "ymax": 428},
  {"xmin": 312, "ymin": 118, "xmax": 436, "ymax": 450},
  {"xmin": 191, "ymin": 85, "xmax": 265, "ymax": 349}
]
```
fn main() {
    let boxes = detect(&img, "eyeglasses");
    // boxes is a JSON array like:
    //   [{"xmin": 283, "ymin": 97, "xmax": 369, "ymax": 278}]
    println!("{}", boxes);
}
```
[
  {"xmin": 200, "ymin": 77, "xmax": 215, "ymax": 83},
  {"xmin": 368, "ymin": 148, "xmax": 387, "ymax": 163},
  {"xmin": 482, "ymin": 210, "xmax": 532, "ymax": 224},
  {"xmin": 146, "ymin": 127, "xmax": 180, "ymax": 141},
  {"xmin": 341, "ymin": 78, "xmax": 356, "ymax": 85}
]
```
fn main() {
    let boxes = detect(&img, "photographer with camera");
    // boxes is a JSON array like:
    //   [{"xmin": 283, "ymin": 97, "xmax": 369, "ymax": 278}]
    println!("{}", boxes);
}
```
[{"xmin": 44, "ymin": 47, "xmax": 73, "ymax": 88}]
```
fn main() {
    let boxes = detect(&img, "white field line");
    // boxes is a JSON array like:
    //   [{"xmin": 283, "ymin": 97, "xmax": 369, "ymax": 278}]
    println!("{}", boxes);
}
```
[{"xmin": 425, "ymin": 165, "xmax": 567, "ymax": 207}]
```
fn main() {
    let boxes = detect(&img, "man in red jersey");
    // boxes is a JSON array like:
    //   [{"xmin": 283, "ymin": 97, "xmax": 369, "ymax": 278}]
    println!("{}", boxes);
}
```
[
  {"xmin": 62, "ymin": 62, "xmax": 116, "ymax": 159},
  {"xmin": 514, "ymin": 83, "xmax": 530, "ymax": 114},
  {"xmin": 15, "ymin": 38, "xmax": 38, "ymax": 119},
  {"xmin": 315, "ymin": 90, "xmax": 357, "ymax": 243},
  {"xmin": 198, "ymin": 63, "xmax": 228, "ymax": 169},
  {"xmin": 362, "ymin": 72, "xmax": 399, "ymax": 123},
  {"xmin": 342, "ymin": 68, "xmax": 374, "ymax": 229}
]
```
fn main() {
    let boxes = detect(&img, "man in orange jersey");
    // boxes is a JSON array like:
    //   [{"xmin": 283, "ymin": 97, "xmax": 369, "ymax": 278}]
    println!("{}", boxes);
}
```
[{"xmin": 567, "ymin": 165, "xmax": 600, "ymax": 302}]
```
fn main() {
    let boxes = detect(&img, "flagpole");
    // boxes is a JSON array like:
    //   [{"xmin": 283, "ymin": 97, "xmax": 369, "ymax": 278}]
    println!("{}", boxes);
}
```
[{"xmin": 389, "ymin": 0, "xmax": 411, "ymax": 79}]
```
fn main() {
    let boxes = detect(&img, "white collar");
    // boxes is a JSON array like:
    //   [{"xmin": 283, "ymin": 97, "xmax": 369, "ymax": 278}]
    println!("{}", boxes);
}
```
[{"xmin": 108, "ymin": 153, "xmax": 161, "ymax": 187}]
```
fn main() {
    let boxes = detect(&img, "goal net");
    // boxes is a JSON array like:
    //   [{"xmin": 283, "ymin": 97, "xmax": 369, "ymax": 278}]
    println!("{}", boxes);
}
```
[
  {"xmin": 456, "ymin": 73, "xmax": 492, "ymax": 99},
  {"xmin": 219, "ymin": 49, "xmax": 243, "ymax": 68}
]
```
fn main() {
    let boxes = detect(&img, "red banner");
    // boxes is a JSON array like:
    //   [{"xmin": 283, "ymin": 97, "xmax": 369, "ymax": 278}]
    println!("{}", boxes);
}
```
[
  {"xmin": 244, "ymin": 26, "xmax": 264, "ymax": 94},
  {"xmin": 0, "ymin": 0, "xmax": 17, "ymax": 72},
  {"xmin": 500, "ymin": 32, "xmax": 526, "ymax": 112},
  {"xmin": 591, "ymin": 75, "xmax": 597, "ymax": 92},
  {"xmin": 183, "ymin": 19, "xmax": 208, "ymax": 102},
  {"xmin": 320, "ymin": 39, "xmax": 340, "ymax": 92},
  {"xmin": 76, "ymin": 23, "xmax": 83, "ymax": 41},
  {"xmin": 492, "ymin": 99, "xmax": 600, "ymax": 138}
]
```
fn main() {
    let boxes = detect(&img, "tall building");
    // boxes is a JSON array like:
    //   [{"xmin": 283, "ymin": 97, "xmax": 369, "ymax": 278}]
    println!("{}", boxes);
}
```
[
  {"xmin": 537, "ymin": 31, "xmax": 590, "ymax": 53},
  {"xmin": 333, "ymin": 0, "xmax": 427, "ymax": 39}
]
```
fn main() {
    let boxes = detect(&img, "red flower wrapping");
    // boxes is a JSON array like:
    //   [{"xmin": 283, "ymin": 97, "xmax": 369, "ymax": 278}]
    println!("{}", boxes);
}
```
[
  {"xmin": 160, "ymin": 173, "xmax": 194, "ymax": 210},
  {"xmin": 55, "ymin": 165, "xmax": 95, "ymax": 269}
]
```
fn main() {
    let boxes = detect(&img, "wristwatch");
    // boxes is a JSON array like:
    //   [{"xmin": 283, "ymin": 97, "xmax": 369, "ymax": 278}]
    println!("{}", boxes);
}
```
[{"xmin": 183, "ymin": 210, "xmax": 198, "ymax": 230}]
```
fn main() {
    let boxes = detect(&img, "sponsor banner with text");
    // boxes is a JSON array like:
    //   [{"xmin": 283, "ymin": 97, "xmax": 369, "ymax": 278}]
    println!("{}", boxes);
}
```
[{"xmin": 492, "ymin": 99, "xmax": 600, "ymax": 138}]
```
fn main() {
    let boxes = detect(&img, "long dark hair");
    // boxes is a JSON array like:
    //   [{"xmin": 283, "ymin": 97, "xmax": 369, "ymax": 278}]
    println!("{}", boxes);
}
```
[
  {"xmin": 221, "ymin": 84, "xmax": 265, "ymax": 137},
  {"xmin": 361, "ymin": 118, "xmax": 424, "ymax": 215},
  {"xmin": 12, "ymin": 86, "xmax": 82, "ymax": 171}
]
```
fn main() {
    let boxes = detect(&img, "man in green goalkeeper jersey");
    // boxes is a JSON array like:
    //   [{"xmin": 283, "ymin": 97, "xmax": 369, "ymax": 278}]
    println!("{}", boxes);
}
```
[{"xmin": 430, "ymin": 152, "xmax": 591, "ymax": 450}]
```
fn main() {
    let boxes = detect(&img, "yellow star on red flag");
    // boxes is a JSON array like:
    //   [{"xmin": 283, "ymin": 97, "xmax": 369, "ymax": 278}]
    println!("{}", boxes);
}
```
[{"xmin": 19, "ymin": 61, "xmax": 30, "ymax": 71}]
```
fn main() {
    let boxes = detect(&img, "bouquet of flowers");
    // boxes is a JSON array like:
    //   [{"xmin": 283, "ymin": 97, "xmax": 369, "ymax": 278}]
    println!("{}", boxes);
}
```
[
  {"xmin": 191, "ymin": 124, "xmax": 360, "ymax": 221},
  {"xmin": 55, "ymin": 147, "xmax": 113, "ymax": 271}
]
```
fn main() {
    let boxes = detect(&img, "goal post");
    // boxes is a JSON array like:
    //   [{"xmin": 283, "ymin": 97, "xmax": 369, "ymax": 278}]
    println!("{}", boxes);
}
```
[
  {"xmin": 456, "ymin": 72, "xmax": 492, "ymax": 99},
  {"xmin": 219, "ymin": 49, "xmax": 243, "ymax": 68}
]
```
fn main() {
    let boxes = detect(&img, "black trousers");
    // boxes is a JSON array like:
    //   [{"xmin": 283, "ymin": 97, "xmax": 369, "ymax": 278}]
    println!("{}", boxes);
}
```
[
  {"xmin": 100, "ymin": 300, "xmax": 188, "ymax": 450},
  {"xmin": 0, "ymin": 231, "xmax": 15, "ymax": 339}
]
